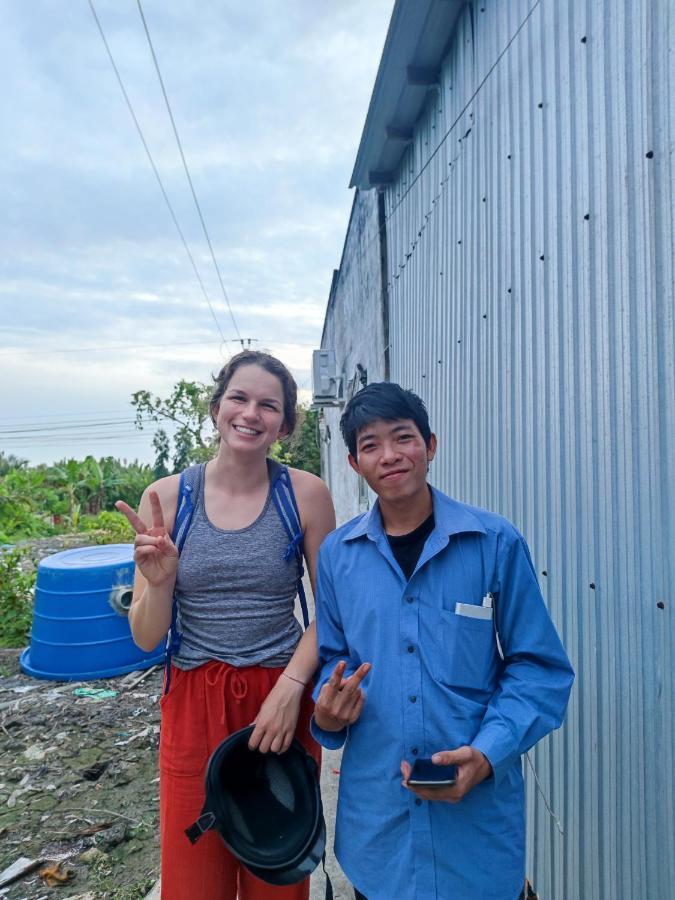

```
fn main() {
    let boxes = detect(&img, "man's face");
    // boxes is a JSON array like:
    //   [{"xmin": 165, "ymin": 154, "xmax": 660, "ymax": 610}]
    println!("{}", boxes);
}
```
[{"xmin": 348, "ymin": 418, "xmax": 436, "ymax": 504}]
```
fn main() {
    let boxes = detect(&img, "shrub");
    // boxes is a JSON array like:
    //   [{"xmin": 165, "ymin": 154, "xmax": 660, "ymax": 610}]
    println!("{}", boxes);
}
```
[
  {"xmin": 78, "ymin": 510, "xmax": 135, "ymax": 544},
  {"xmin": 0, "ymin": 549, "xmax": 36, "ymax": 648}
]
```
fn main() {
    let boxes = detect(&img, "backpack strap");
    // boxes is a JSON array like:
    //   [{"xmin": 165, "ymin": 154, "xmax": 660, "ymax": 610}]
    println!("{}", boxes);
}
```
[
  {"xmin": 270, "ymin": 464, "xmax": 310, "ymax": 629},
  {"xmin": 163, "ymin": 465, "xmax": 199, "ymax": 695}
]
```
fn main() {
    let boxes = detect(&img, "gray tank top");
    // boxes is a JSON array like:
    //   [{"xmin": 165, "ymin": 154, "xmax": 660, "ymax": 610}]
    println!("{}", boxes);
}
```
[{"xmin": 172, "ymin": 460, "xmax": 302, "ymax": 670}]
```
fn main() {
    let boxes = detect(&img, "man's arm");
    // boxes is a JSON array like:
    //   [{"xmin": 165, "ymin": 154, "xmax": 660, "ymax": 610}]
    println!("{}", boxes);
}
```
[
  {"xmin": 311, "ymin": 542, "xmax": 370, "ymax": 749},
  {"xmin": 471, "ymin": 529, "xmax": 575, "ymax": 786}
]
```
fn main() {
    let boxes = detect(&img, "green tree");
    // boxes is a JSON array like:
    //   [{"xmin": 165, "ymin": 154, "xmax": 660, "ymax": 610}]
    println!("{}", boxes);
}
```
[
  {"xmin": 0, "ymin": 549, "xmax": 35, "ymax": 647},
  {"xmin": 132, "ymin": 380, "xmax": 216, "ymax": 472},
  {"xmin": 0, "ymin": 455, "xmax": 153, "ymax": 542},
  {"xmin": 99, "ymin": 457, "xmax": 153, "ymax": 509},
  {"xmin": 152, "ymin": 428, "xmax": 171, "ymax": 479},
  {"xmin": 285, "ymin": 407, "xmax": 321, "ymax": 475},
  {"xmin": 46, "ymin": 459, "xmax": 88, "ymax": 527},
  {"xmin": 0, "ymin": 467, "xmax": 52, "ymax": 542},
  {"xmin": 0, "ymin": 453, "xmax": 28, "ymax": 476}
]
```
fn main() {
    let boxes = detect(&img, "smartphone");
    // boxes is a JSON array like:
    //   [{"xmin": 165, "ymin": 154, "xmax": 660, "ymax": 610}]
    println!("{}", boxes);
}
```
[{"xmin": 407, "ymin": 758, "xmax": 457, "ymax": 786}]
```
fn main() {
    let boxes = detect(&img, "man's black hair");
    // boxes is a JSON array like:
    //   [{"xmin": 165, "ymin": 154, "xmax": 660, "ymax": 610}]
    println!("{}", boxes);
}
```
[{"xmin": 339, "ymin": 382, "xmax": 432, "ymax": 457}]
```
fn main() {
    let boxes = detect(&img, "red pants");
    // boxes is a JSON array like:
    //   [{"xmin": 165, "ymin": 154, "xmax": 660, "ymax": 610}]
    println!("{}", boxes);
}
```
[{"xmin": 159, "ymin": 661, "xmax": 320, "ymax": 900}]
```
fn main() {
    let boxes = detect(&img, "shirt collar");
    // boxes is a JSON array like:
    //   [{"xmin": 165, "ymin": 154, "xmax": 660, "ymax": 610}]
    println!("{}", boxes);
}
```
[{"xmin": 342, "ymin": 485, "xmax": 486, "ymax": 542}]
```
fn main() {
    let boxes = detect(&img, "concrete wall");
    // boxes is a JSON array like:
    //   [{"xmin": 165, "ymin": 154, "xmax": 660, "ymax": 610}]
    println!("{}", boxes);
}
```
[{"xmin": 318, "ymin": 189, "xmax": 387, "ymax": 525}]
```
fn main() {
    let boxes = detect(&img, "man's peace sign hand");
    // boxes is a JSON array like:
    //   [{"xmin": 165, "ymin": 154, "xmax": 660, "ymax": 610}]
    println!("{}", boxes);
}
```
[
  {"xmin": 313, "ymin": 660, "xmax": 371, "ymax": 732},
  {"xmin": 115, "ymin": 491, "xmax": 179, "ymax": 587}
]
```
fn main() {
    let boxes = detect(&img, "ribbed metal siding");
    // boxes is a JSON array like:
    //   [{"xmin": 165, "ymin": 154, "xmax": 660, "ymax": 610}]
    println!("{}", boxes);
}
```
[{"xmin": 382, "ymin": 1, "xmax": 674, "ymax": 897}]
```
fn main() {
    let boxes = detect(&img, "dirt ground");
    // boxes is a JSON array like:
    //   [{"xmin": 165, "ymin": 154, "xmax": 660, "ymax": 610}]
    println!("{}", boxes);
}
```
[
  {"xmin": 0, "ymin": 648, "xmax": 163, "ymax": 899},
  {"xmin": 1, "ymin": 538, "xmax": 350, "ymax": 900}
]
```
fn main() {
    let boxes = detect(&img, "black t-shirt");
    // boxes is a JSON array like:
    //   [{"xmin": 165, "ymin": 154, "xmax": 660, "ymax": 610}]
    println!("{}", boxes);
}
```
[{"xmin": 387, "ymin": 512, "xmax": 435, "ymax": 581}]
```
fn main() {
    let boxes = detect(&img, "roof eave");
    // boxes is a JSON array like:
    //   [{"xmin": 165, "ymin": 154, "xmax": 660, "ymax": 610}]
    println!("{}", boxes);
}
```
[{"xmin": 350, "ymin": 0, "xmax": 465, "ymax": 191}]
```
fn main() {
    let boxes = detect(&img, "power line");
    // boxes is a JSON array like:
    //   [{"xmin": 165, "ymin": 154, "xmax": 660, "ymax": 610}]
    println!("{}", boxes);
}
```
[
  {"xmin": 2, "ymin": 429, "xmax": 151, "ymax": 440},
  {"xmin": 0, "ymin": 409, "xmax": 135, "ymax": 424},
  {"xmin": 1, "ymin": 436, "xmax": 152, "ymax": 448},
  {"xmin": 0, "ymin": 337, "xmax": 316, "ymax": 359},
  {"xmin": 87, "ymin": 0, "xmax": 227, "ymax": 342},
  {"xmin": 2, "ymin": 436, "xmax": 148, "ymax": 446},
  {"xmin": 0, "ymin": 338, "xmax": 224, "ymax": 358},
  {"xmin": 135, "ymin": 0, "xmax": 242, "ymax": 341},
  {"xmin": 0, "ymin": 419, "xmax": 153, "ymax": 436},
  {"xmin": 2, "ymin": 430, "xmax": 137, "ymax": 440}
]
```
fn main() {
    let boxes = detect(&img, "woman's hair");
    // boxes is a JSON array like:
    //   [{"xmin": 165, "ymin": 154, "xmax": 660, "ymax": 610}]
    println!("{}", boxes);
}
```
[
  {"xmin": 339, "ymin": 382, "xmax": 431, "ymax": 457},
  {"xmin": 210, "ymin": 350, "xmax": 298, "ymax": 435}
]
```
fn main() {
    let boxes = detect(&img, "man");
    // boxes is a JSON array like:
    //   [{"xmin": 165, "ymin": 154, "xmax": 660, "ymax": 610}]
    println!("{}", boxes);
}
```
[{"xmin": 311, "ymin": 383, "xmax": 574, "ymax": 900}]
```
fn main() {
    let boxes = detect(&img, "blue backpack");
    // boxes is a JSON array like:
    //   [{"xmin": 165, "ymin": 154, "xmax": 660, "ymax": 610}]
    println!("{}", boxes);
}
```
[{"xmin": 163, "ymin": 463, "xmax": 309, "ymax": 694}]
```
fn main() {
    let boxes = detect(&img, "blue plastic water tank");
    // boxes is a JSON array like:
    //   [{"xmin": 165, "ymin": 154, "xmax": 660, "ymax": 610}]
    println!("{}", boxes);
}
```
[{"xmin": 20, "ymin": 544, "xmax": 165, "ymax": 681}]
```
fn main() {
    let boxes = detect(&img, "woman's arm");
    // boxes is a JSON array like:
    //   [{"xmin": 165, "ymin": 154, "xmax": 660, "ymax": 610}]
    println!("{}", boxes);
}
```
[
  {"xmin": 292, "ymin": 468, "xmax": 337, "ymax": 594},
  {"xmin": 248, "ymin": 470, "xmax": 336, "ymax": 752},
  {"xmin": 283, "ymin": 469, "xmax": 336, "ymax": 682},
  {"xmin": 115, "ymin": 476, "xmax": 180, "ymax": 652}
]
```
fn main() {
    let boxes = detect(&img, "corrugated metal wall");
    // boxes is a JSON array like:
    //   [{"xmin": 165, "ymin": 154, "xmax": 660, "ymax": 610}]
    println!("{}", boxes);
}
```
[{"xmin": 381, "ymin": 0, "xmax": 673, "ymax": 896}]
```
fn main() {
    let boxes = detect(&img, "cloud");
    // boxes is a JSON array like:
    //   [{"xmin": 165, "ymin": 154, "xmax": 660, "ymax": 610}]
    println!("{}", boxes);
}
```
[{"xmin": 0, "ymin": 0, "xmax": 394, "ymax": 464}]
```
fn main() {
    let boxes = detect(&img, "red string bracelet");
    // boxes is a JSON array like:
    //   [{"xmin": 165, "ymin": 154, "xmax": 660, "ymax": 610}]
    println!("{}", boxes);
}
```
[{"xmin": 282, "ymin": 672, "xmax": 307, "ymax": 687}]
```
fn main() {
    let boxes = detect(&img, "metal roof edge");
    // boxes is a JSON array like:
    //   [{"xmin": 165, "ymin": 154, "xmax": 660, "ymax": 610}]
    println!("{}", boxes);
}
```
[{"xmin": 349, "ymin": 0, "xmax": 464, "ymax": 190}]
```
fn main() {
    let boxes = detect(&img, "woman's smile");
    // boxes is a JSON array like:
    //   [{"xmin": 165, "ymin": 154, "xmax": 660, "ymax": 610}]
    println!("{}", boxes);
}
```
[{"xmin": 233, "ymin": 424, "xmax": 262, "ymax": 436}]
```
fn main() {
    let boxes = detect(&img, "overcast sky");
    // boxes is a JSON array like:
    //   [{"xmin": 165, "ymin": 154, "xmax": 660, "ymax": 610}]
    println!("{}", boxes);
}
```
[{"xmin": 0, "ymin": 0, "xmax": 393, "ymax": 466}]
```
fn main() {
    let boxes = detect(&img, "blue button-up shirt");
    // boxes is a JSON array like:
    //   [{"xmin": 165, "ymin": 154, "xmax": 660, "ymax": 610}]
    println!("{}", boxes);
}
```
[{"xmin": 312, "ymin": 487, "xmax": 574, "ymax": 900}]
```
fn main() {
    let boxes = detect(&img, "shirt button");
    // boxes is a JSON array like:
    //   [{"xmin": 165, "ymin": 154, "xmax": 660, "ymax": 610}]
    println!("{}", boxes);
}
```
[
  {"xmin": 407, "ymin": 645, "xmax": 414, "ymax": 653},
  {"xmin": 415, "ymin": 798, "xmax": 422, "ymax": 806},
  {"xmin": 409, "ymin": 695, "xmax": 417, "ymax": 703},
  {"xmin": 411, "ymin": 747, "xmax": 419, "ymax": 756},
  {"xmin": 406, "ymin": 596, "xmax": 414, "ymax": 604}
]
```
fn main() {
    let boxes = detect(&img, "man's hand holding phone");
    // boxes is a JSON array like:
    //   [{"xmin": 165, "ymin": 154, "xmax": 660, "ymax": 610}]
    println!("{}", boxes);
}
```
[
  {"xmin": 313, "ymin": 660, "xmax": 371, "ymax": 732},
  {"xmin": 401, "ymin": 745, "xmax": 492, "ymax": 803}
]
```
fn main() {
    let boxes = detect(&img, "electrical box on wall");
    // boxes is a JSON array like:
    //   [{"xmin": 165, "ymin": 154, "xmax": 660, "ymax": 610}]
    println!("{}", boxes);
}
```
[{"xmin": 312, "ymin": 350, "xmax": 343, "ymax": 406}]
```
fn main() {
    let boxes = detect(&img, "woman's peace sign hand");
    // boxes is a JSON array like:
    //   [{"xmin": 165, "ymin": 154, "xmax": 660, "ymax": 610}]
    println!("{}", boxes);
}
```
[{"xmin": 115, "ymin": 491, "xmax": 179, "ymax": 587}]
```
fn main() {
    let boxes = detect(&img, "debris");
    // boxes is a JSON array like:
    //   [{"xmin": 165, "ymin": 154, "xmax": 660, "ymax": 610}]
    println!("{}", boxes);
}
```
[
  {"xmin": 6, "ymin": 773, "xmax": 31, "ymax": 807},
  {"xmin": 39, "ymin": 861, "xmax": 74, "ymax": 886},
  {"xmin": 79, "ymin": 847, "xmax": 108, "ymax": 864},
  {"xmin": 107, "ymin": 760, "xmax": 133, "ymax": 786},
  {"xmin": 114, "ymin": 726, "xmax": 151, "ymax": 746},
  {"xmin": 0, "ymin": 857, "xmax": 42, "ymax": 889},
  {"xmin": 73, "ymin": 688, "xmax": 118, "ymax": 701},
  {"xmin": 94, "ymin": 822, "xmax": 129, "ymax": 849},
  {"xmin": 60, "ymin": 820, "xmax": 115, "ymax": 839},
  {"xmin": 82, "ymin": 761, "xmax": 109, "ymax": 782},
  {"xmin": 120, "ymin": 666, "xmax": 159, "ymax": 691},
  {"xmin": 24, "ymin": 743, "xmax": 53, "ymax": 761},
  {"xmin": 0, "ymin": 642, "xmax": 164, "ymax": 896}
]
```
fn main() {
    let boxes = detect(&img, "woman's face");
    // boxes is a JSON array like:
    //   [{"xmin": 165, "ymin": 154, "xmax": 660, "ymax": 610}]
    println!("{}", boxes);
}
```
[{"xmin": 214, "ymin": 364, "xmax": 287, "ymax": 453}]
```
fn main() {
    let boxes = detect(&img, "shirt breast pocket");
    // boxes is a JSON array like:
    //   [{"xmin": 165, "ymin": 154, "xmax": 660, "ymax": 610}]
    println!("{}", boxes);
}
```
[{"xmin": 435, "ymin": 608, "xmax": 498, "ymax": 691}]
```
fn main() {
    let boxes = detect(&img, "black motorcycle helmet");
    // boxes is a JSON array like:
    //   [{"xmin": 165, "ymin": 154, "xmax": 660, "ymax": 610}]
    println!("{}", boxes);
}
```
[{"xmin": 185, "ymin": 726, "xmax": 326, "ymax": 887}]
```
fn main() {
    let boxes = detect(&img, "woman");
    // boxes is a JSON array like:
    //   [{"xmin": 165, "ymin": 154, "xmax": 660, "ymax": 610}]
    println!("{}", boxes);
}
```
[{"xmin": 116, "ymin": 351, "xmax": 335, "ymax": 900}]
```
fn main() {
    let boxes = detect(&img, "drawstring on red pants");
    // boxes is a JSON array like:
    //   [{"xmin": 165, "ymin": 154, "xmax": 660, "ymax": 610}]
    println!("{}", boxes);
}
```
[{"xmin": 205, "ymin": 664, "xmax": 249, "ymax": 726}]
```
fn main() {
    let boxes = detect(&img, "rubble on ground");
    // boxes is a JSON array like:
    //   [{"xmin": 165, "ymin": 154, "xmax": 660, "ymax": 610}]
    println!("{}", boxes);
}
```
[{"xmin": 0, "ymin": 649, "xmax": 161, "ymax": 899}]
